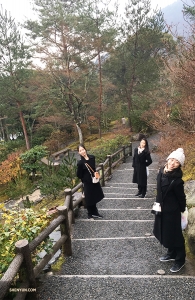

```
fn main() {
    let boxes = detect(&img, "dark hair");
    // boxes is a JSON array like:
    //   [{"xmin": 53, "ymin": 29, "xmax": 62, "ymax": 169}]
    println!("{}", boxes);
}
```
[
  {"xmin": 141, "ymin": 138, "xmax": 150, "ymax": 154},
  {"xmin": 77, "ymin": 144, "xmax": 87, "ymax": 152}
]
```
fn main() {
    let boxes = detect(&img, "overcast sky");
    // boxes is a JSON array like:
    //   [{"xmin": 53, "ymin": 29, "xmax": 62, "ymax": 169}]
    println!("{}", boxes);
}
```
[{"xmin": 0, "ymin": 0, "xmax": 181, "ymax": 23}]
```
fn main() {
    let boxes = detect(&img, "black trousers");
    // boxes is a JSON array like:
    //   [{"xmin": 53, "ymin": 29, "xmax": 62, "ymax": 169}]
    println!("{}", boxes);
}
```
[
  {"xmin": 167, "ymin": 245, "xmax": 186, "ymax": 264},
  {"xmin": 138, "ymin": 185, "xmax": 147, "ymax": 196},
  {"xmin": 87, "ymin": 204, "xmax": 98, "ymax": 217}
]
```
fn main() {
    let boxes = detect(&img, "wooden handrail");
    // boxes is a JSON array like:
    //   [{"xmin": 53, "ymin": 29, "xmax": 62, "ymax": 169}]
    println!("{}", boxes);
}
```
[{"xmin": 0, "ymin": 142, "xmax": 132, "ymax": 300}]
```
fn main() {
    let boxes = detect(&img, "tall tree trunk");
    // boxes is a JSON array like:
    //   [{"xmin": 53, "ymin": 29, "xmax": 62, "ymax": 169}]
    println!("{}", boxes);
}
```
[
  {"xmin": 127, "ymin": 94, "xmax": 132, "ymax": 131},
  {"xmin": 98, "ymin": 49, "xmax": 103, "ymax": 139},
  {"xmin": 76, "ymin": 123, "xmax": 83, "ymax": 144},
  {"xmin": 0, "ymin": 118, "xmax": 5, "ymax": 141},
  {"xmin": 17, "ymin": 102, "xmax": 30, "ymax": 150},
  {"xmin": 125, "ymin": 79, "xmax": 134, "ymax": 132}
]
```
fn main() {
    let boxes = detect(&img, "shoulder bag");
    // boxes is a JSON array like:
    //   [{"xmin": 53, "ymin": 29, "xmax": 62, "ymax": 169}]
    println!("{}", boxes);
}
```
[
  {"xmin": 85, "ymin": 163, "xmax": 100, "ymax": 183},
  {"xmin": 151, "ymin": 179, "xmax": 175, "ymax": 215}
]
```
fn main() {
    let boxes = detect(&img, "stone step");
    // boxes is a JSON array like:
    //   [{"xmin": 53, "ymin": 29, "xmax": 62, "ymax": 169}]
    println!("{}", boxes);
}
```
[
  {"xmin": 59, "ymin": 239, "xmax": 191, "ymax": 276},
  {"xmin": 37, "ymin": 275, "xmax": 195, "ymax": 300},
  {"xmin": 109, "ymin": 172, "xmax": 158, "ymax": 184},
  {"xmin": 102, "ymin": 193, "xmax": 155, "ymax": 198},
  {"xmin": 72, "ymin": 219, "xmax": 153, "ymax": 239},
  {"xmin": 97, "ymin": 198, "xmax": 154, "ymax": 209},
  {"xmin": 77, "ymin": 208, "xmax": 154, "ymax": 221},
  {"xmin": 102, "ymin": 186, "xmax": 156, "ymax": 194}
]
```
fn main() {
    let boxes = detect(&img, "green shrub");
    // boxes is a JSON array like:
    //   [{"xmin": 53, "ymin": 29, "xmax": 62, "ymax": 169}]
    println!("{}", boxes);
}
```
[
  {"xmin": 0, "ymin": 140, "xmax": 25, "ymax": 163},
  {"xmin": 20, "ymin": 145, "xmax": 49, "ymax": 177},
  {"xmin": 90, "ymin": 135, "xmax": 130, "ymax": 164},
  {"xmin": 39, "ymin": 153, "xmax": 79, "ymax": 199},
  {"xmin": 0, "ymin": 205, "xmax": 53, "ymax": 279},
  {"xmin": 31, "ymin": 124, "xmax": 54, "ymax": 147},
  {"xmin": 5, "ymin": 175, "xmax": 34, "ymax": 200}
]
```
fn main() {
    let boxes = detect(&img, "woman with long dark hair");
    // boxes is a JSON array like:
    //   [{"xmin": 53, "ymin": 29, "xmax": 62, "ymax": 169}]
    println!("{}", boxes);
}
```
[
  {"xmin": 132, "ymin": 138, "xmax": 152, "ymax": 198},
  {"xmin": 76, "ymin": 144, "xmax": 104, "ymax": 219}
]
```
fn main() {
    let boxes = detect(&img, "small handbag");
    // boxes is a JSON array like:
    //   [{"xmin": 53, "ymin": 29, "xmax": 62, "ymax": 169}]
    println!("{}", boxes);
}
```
[
  {"xmin": 85, "ymin": 163, "xmax": 100, "ymax": 183},
  {"xmin": 151, "ymin": 202, "xmax": 161, "ymax": 215},
  {"xmin": 181, "ymin": 207, "xmax": 188, "ymax": 230},
  {"xmin": 151, "ymin": 179, "xmax": 175, "ymax": 215}
]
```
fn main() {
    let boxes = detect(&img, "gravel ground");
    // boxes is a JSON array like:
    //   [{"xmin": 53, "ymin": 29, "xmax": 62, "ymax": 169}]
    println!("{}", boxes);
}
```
[
  {"xmin": 37, "ymin": 277, "xmax": 195, "ymax": 300},
  {"xmin": 35, "ymin": 136, "xmax": 195, "ymax": 300}
]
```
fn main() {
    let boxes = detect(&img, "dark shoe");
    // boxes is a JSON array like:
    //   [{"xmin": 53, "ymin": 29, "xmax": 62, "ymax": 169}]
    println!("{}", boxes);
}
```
[
  {"xmin": 170, "ymin": 262, "xmax": 185, "ymax": 273},
  {"xmin": 138, "ymin": 194, "xmax": 145, "ymax": 198},
  {"xmin": 160, "ymin": 254, "xmax": 175, "ymax": 262},
  {"xmin": 92, "ymin": 214, "xmax": 103, "ymax": 219},
  {"xmin": 88, "ymin": 215, "xmax": 94, "ymax": 220},
  {"xmin": 135, "ymin": 192, "xmax": 141, "ymax": 196}
]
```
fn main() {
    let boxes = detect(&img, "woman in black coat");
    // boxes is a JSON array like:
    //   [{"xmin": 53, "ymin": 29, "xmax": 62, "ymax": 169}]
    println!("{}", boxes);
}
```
[
  {"xmin": 132, "ymin": 138, "xmax": 152, "ymax": 198},
  {"xmin": 77, "ymin": 144, "xmax": 104, "ymax": 219},
  {"xmin": 153, "ymin": 148, "xmax": 186, "ymax": 273}
]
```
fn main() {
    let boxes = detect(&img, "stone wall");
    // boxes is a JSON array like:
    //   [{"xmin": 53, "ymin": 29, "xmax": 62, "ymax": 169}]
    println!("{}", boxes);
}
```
[{"xmin": 185, "ymin": 180, "xmax": 195, "ymax": 255}]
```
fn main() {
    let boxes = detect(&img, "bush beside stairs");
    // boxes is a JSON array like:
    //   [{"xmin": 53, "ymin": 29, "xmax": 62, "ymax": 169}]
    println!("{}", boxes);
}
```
[{"xmin": 37, "ymin": 140, "xmax": 195, "ymax": 300}]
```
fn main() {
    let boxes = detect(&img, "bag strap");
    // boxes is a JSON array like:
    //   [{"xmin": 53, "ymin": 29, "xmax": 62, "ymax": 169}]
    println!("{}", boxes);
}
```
[
  {"xmin": 85, "ymin": 163, "xmax": 94, "ymax": 178},
  {"xmin": 85, "ymin": 163, "xmax": 95, "ymax": 173},
  {"xmin": 162, "ymin": 179, "xmax": 175, "ymax": 202}
]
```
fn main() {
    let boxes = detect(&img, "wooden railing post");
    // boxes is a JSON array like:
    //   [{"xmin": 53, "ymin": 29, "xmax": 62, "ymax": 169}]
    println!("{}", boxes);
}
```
[
  {"xmin": 15, "ymin": 239, "xmax": 37, "ymax": 300},
  {"xmin": 129, "ymin": 142, "xmax": 132, "ymax": 156},
  {"xmin": 65, "ymin": 188, "xmax": 75, "ymax": 224},
  {"xmin": 122, "ymin": 146, "xmax": 126, "ymax": 163},
  {"xmin": 107, "ymin": 155, "xmax": 112, "ymax": 176},
  {"xmin": 99, "ymin": 163, "xmax": 105, "ymax": 187},
  {"xmin": 81, "ymin": 184, "xmax": 86, "ymax": 207},
  {"xmin": 57, "ymin": 206, "xmax": 72, "ymax": 257}
]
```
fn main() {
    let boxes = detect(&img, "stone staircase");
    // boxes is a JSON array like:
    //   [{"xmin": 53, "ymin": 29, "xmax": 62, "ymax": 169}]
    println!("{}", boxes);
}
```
[{"xmin": 37, "ymin": 143, "xmax": 195, "ymax": 300}]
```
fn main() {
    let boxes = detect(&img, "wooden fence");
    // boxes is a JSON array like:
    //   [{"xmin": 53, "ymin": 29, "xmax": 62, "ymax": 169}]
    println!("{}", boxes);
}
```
[{"xmin": 0, "ymin": 143, "xmax": 132, "ymax": 300}]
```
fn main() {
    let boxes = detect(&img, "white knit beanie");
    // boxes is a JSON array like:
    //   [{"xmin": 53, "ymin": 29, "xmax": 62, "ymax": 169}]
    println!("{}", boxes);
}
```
[{"xmin": 166, "ymin": 148, "xmax": 185, "ymax": 166}]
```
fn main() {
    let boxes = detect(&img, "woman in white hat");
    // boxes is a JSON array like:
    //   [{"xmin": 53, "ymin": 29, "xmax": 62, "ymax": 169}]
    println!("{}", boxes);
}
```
[{"xmin": 153, "ymin": 148, "xmax": 186, "ymax": 273}]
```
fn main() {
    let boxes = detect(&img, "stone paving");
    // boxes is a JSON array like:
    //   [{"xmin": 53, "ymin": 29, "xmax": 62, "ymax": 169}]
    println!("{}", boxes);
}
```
[{"xmin": 36, "ymin": 139, "xmax": 195, "ymax": 300}]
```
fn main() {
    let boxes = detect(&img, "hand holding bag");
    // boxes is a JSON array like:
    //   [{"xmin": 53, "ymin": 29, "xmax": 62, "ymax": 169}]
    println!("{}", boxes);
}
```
[
  {"xmin": 94, "ymin": 171, "xmax": 100, "ymax": 179},
  {"xmin": 85, "ymin": 163, "xmax": 100, "ymax": 183},
  {"xmin": 151, "ymin": 179, "xmax": 175, "ymax": 215},
  {"xmin": 151, "ymin": 202, "xmax": 161, "ymax": 215},
  {"xmin": 181, "ymin": 207, "xmax": 188, "ymax": 230}
]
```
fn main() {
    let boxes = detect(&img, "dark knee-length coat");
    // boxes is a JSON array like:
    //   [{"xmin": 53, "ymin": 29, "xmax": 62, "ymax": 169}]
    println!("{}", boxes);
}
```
[
  {"xmin": 132, "ymin": 148, "xmax": 152, "ymax": 186},
  {"xmin": 153, "ymin": 167, "xmax": 186, "ymax": 248},
  {"xmin": 77, "ymin": 154, "xmax": 104, "ymax": 207}
]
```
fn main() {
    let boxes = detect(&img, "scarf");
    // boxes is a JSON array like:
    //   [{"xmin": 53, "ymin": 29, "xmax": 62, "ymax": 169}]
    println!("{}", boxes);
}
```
[{"xmin": 138, "ymin": 147, "xmax": 145, "ymax": 154}]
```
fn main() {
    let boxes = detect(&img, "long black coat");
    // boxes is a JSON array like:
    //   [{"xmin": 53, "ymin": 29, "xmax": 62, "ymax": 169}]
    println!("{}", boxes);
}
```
[
  {"xmin": 77, "ymin": 154, "xmax": 104, "ymax": 207},
  {"xmin": 132, "ymin": 148, "xmax": 152, "ymax": 186},
  {"xmin": 153, "ymin": 167, "xmax": 186, "ymax": 248}
]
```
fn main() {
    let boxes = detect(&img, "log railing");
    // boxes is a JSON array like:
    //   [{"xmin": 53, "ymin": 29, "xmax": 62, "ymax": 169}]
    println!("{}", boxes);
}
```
[{"xmin": 0, "ymin": 142, "xmax": 132, "ymax": 300}]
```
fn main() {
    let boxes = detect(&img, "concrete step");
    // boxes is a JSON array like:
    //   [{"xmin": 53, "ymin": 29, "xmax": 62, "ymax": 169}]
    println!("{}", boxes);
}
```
[
  {"xmin": 102, "ymin": 193, "xmax": 155, "ymax": 199},
  {"xmin": 97, "ymin": 198, "xmax": 154, "ymax": 209},
  {"xmin": 77, "ymin": 208, "xmax": 154, "ymax": 220},
  {"xmin": 37, "ymin": 275, "xmax": 195, "ymax": 300},
  {"xmin": 59, "ymin": 239, "xmax": 192, "ymax": 276},
  {"xmin": 102, "ymin": 186, "xmax": 156, "ymax": 194},
  {"xmin": 104, "ymin": 182, "xmax": 156, "ymax": 187},
  {"xmin": 71, "ymin": 219, "xmax": 153, "ymax": 239}
]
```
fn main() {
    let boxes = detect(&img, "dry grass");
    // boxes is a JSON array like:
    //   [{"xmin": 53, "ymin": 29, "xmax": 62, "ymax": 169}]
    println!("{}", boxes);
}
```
[
  {"xmin": 70, "ymin": 122, "xmax": 131, "ymax": 150},
  {"xmin": 155, "ymin": 128, "xmax": 195, "ymax": 181}
]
